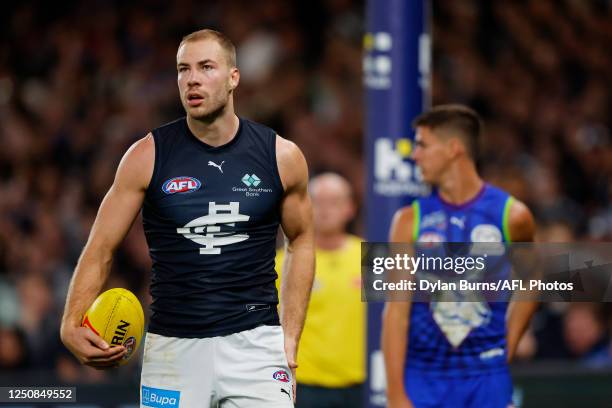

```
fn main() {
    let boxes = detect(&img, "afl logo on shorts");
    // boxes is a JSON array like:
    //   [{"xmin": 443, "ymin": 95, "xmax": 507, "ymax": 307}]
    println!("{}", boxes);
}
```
[
  {"xmin": 162, "ymin": 177, "xmax": 202, "ymax": 194},
  {"xmin": 273, "ymin": 369, "xmax": 290, "ymax": 383}
]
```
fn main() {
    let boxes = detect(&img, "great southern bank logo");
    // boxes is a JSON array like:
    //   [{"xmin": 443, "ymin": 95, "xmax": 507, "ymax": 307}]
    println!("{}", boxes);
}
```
[
  {"xmin": 141, "ymin": 385, "xmax": 180, "ymax": 408},
  {"xmin": 374, "ymin": 138, "xmax": 430, "ymax": 197},
  {"xmin": 234, "ymin": 173, "xmax": 272, "ymax": 197},
  {"xmin": 242, "ymin": 174, "xmax": 261, "ymax": 187}
]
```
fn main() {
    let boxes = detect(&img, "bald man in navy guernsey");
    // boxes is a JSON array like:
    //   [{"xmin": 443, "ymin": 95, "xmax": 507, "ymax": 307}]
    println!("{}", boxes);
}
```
[{"xmin": 61, "ymin": 29, "xmax": 315, "ymax": 408}]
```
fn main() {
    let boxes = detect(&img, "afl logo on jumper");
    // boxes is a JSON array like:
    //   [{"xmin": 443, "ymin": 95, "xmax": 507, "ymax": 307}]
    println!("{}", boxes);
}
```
[
  {"xmin": 470, "ymin": 224, "xmax": 502, "ymax": 242},
  {"xmin": 162, "ymin": 177, "xmax": 202, "ymax": 194}
]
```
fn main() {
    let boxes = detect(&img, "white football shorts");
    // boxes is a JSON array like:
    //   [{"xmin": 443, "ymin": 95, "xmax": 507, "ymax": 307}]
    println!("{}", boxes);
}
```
[{"xmin": 140, "ymin": 325, "xmax": 294, "ymax": 407}]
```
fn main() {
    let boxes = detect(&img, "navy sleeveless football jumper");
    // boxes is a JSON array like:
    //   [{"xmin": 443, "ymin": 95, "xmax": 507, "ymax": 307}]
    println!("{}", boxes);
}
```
[{"xmin": 143, "ymin": 117, "xmax": 283, "ymax": 338}]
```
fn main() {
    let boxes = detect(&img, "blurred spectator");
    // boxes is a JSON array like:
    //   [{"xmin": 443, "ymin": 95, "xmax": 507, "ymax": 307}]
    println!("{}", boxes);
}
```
[
  {"xmin": 277, "ymin": 173, "xmax": 365, "ymax": 408},
  {"xmin": 537, "ymin": 220, "xmax": 575, "ymax": 243},
  {"xmin": 563, "ymin": 303, "xmax": 612, "ymax": 367},
  {"xmin": 0, "ymin": 326, "xmax": 29, "ymax": 370}
]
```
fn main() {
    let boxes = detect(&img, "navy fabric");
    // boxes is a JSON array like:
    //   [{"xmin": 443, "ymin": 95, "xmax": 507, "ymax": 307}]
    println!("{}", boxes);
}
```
[{"xmin": 143, "ymin": 117, "xmax": 284, "ymax": 338}]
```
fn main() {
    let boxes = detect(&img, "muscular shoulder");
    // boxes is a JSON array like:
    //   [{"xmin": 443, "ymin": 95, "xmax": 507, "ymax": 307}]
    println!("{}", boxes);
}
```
[
  {"xmin": 389, "ymin": 205, "xmax": 415, "ymax": 243},
  {"xmin": 276, "ymin": 135, "xmax": 308, "ymax": 192},
  {"xmin": 115, "ymin": 133, "xmax": 155, "ymax": 191},
  {"xmin": 507, "ymin": 198, "xmax": 535, "ymax": 242}
]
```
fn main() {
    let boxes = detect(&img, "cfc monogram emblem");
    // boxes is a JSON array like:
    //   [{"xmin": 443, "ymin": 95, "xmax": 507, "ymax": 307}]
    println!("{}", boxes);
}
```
[{"xmin": 177, "ymin": 202, "xmax": 250, "ymax": 254}]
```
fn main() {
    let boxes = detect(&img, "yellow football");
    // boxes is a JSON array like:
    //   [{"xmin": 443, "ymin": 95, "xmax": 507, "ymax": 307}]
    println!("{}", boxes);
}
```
[{"xmin": 82, "ymin": 288, "xmax": 145, "ymax": 365}]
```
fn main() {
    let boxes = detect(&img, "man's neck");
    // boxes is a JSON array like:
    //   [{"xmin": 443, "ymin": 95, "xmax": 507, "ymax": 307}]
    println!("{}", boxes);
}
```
[
  {"xmin": 437, "ymin": 160, "xmax": 484, "ymax": 205},
  {"xmin": 186, "ymin": 109, "xmax": 239, "ymax": 147},
  {"xmin": 316, "ymin": 232, "xmax": 348, "ymax": 251}
]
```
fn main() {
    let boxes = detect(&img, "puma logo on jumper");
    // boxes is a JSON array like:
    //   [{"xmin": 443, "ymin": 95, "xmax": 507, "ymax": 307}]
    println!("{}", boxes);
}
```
[{"xmin": 208, "ymin": 160, "xmax": 225, "ymax": 173}]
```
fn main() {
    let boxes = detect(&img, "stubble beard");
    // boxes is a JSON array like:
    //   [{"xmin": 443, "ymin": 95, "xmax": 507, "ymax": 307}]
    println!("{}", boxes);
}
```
[{"xmin": 186, "ymin": 89, "xmax": 231, "ymax": 125}]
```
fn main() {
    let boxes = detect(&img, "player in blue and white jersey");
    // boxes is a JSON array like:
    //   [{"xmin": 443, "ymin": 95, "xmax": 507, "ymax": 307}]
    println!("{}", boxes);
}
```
[{"xmin": 382, "ymin": 105, "xmax": 537, "ymax": 408}]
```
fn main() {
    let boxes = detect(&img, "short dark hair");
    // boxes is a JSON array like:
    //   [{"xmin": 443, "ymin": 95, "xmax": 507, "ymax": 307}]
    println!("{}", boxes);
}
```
[
  {"xmin": 179, "ymin": 29, "xmax": 237, "ymax": 67},
  {"xmin": 412, "ymin": 104, "xmax": 482, "ymax": 160}
]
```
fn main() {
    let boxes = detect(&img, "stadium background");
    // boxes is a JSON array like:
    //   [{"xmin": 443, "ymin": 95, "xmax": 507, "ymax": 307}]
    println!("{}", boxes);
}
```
[{"xmin": 0, "ymin": 0, "xmax": 611, "ymax": 406}]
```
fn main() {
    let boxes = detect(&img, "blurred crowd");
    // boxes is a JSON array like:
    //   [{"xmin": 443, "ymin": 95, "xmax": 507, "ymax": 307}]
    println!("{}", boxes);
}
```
[
  {"xmin": 433, "ymin": 0, "xmax": 612, "ymax": 239},
  {"xmin": 433, "ymin": 0, "xmax": 612, "ymax": 367},
  {"xmin": 0, "ymin": 0, "xmax": 364, "ymax": 383},
  {"xmin": 0, "ymin": 0, "xmax": 611, "ymax": 384}
]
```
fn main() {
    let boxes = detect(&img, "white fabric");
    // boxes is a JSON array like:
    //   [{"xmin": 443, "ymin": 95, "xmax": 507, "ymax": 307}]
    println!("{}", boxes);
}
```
[{"xmin": 141, "ymin": 325, "xmax": 294, "ymax": 407}]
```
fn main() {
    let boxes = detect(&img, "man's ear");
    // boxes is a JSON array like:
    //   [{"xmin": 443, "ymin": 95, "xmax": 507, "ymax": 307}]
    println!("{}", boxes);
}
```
[
  {"xmin": 229, "ymin": 67, "xmax": 240, "ymax": 91},
  {"xmin": 448, "ymin": 137, "xmax": 466, "ymax": 158}
]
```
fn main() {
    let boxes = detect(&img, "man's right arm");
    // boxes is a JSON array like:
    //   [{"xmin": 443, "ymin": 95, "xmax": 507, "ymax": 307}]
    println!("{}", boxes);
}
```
[
  {"xmin": 60, "ymin": 133, "xmax": 154, "ymax": 368},
  {"xmin": 382, "ymin": 206, "xmax": 415, "ymax": 408}
]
